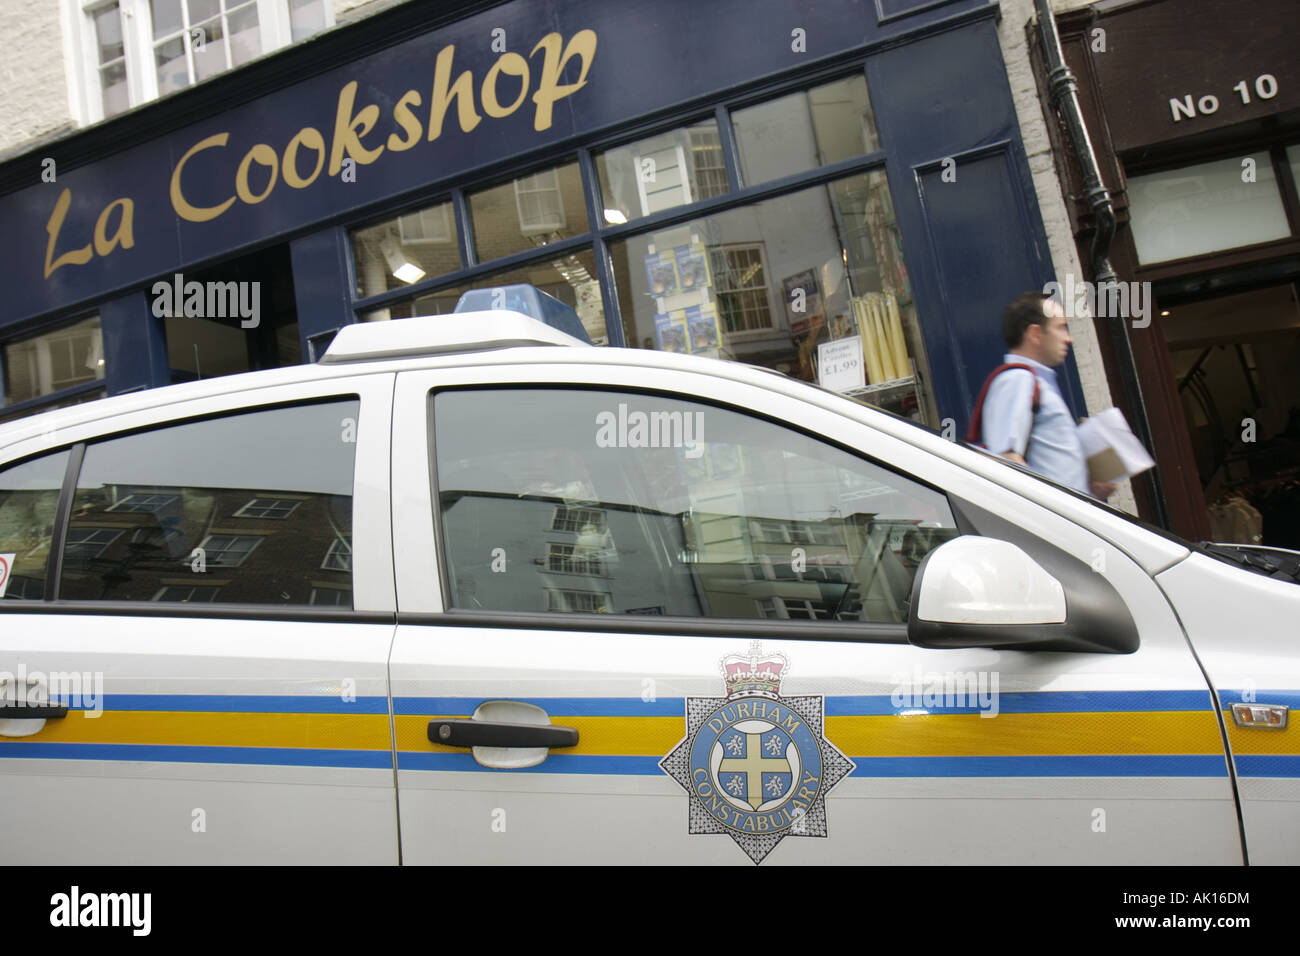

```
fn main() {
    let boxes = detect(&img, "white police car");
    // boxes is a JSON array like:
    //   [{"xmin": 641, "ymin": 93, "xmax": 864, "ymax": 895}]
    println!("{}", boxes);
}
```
[{"xmin": 0, "ymin": 299, "xmax": 1296, "ymax": 865}]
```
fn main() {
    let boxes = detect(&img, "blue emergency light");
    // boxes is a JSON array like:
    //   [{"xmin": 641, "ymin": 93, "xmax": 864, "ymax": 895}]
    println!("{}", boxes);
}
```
[{"xmin": 453, "ymin": 285, "xmax": 591, "ymax": 344}]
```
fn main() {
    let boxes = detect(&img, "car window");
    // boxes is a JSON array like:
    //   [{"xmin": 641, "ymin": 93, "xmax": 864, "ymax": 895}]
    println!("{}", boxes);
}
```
[
  {"xmin": 58, "ymin": 398, "xmax": 359, "ymax": 606},
  {"xmin": 0, "ymin": 449, "xmax": 70, "ymax": 600},
  {"xmin": 432, "ymin": 388, "xmax": 958, "ymax": 622}
]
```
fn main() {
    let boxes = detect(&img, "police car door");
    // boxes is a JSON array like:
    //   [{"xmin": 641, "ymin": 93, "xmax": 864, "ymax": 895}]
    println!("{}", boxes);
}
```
[
  {"xmin": 389, "ymin": 361, "xmax": 1241, "ymax": 865},
  {"xmin": 0, "ymin": 374, "xmax": 397, "ymax": 863}
]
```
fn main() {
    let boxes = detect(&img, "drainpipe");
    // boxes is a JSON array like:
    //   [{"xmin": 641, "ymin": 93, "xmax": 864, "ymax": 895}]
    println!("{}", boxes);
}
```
[{"xmin": 1033, "ymin": 0, "xmax": 1171, "ymax": 530}]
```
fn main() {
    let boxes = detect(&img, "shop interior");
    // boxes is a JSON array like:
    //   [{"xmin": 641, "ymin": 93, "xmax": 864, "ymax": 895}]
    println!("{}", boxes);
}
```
[{"xmin": 1165, "ymin": 282, "xmax": 1300, "ymax": 549}]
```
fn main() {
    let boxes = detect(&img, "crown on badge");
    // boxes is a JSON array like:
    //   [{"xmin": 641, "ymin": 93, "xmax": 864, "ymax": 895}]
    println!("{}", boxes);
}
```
[{"xmin": 722, "ymin": 642, "xmax": 787, "ymax": 699}]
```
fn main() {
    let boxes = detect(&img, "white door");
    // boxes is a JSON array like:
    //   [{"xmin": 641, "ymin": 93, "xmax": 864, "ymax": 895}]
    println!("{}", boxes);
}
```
[
  {"xmin": 0, "ymin": 374, "xmax": 399, "ymax": 863},
  {"xmin": 388, "ymin": 360, "xmax": 1242, "ymax": 864}
]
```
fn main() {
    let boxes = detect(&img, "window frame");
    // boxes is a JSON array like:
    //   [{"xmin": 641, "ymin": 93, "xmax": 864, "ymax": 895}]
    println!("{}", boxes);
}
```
[
  {"xmin": 0, "ymin": 376, "xmax": 391, "ymax": 617},
  {"xmin": 346, "ymin": 63, "xmax": 897, "ymax": 344},
  {"xmin": 65, "ymin": 0, "xmax": 334, "ymax": 124},
  {"xmin": 708, "ymin": 242, "xmax": 778, "ymax": 338},
  {"xmin": 422, "ymin": 380, "xmax": 961, "ymax": 637},
  {"xmin": 234, "ymin": 497, "xmax": 301, "ymax": 519}
]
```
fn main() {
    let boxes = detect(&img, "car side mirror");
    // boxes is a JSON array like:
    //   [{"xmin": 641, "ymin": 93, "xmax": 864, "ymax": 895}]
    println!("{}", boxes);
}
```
[{"xmin": 908, "ymin": 536, "xmax": 1067, "ymax": 649}]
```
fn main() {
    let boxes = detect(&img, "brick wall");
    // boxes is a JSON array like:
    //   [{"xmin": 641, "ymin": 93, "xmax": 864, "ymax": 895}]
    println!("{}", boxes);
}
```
[
  {"xmin": 996, "ymin": 0, "xmax": 1138, "ymax": 513},
  {"xmin": 0, "ymin": 1, "xmax": 74, "ymax": 154}
]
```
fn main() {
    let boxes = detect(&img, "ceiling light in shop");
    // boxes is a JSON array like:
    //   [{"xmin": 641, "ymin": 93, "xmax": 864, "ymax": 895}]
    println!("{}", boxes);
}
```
[
  {"xmin": 380, "ymin": 235, "xmax": 426, "ymax": 284},
  {"xmin": 392, "ymin": 262, "xmax": 427, "ymax": 284},
  {"xmin": 603, "ymin": 208, "xmax": 627, "ymax": 224}
]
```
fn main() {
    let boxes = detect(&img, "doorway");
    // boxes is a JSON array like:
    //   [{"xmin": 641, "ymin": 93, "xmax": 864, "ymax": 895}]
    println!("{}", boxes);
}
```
[{"xmin": 1163, "ymin": 283, "xmax": 1300, "ymax": 548}]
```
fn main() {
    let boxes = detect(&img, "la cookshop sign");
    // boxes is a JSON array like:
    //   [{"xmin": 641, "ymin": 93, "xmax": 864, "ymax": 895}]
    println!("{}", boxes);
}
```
[{"xmin": 0, "ymin": 0, "xmax": 872, "ymax": 324}]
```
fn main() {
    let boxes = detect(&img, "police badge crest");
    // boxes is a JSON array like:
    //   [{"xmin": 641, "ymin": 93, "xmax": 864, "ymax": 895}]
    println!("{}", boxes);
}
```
[{"xmin": 660, "ymin": 642, "xmax": 854, "ymax": 864}]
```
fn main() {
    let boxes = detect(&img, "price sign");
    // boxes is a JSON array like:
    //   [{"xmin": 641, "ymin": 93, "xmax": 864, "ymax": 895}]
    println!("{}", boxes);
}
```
[{"xmin": 817, "ymin": 336, "xmax": 865, "ymax": 393}]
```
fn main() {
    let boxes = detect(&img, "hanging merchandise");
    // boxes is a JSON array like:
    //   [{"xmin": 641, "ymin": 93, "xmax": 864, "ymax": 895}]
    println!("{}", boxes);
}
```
[
  {"xmin": 851, "ymin": 295, "xmax": 886, "ymax": 383},
  {"xmin": 881, "ymin": 294, "xmax": 909, "ymax": 378},
  {"xmin": 850, "ymin": 292, "xmax": 910, "ymax": 383}
]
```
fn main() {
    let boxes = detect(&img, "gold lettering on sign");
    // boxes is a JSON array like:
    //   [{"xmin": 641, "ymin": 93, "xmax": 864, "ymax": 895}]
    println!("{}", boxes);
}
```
[
  {"xmin": 43, "ymin": 28, "xmax": 599, "ymax": 280},
  {"xmin": 171, "ymin": 133, "xmax": 236, "ymax": 223},
  {"xmin": 283, "ymin": 127, "xmax": 327, "ymax": 188},
  {"xmin": 481, "ymin": 52, "xmax": 530, "ymax": 118},
  {"xmin": 43, "ymin": 188, "xmax": 93, "ymax": 278},
  {"xmin": 530, "ymin": 30, "xmax": 597, "ymax": 131},
  {"xmin": 329, "ymin": 80, "xmax": 386, "ymax": 175},
  {"xmin": 386, "ymin": 91, "xmax": 424, "ymax": 151},
  {"xmin": 93, "ymin": 197, "xmax": 135, "ymax": 256},
  {"xmin": 427, "ymin": 45, "xmax": 483, "ymax": 142}
]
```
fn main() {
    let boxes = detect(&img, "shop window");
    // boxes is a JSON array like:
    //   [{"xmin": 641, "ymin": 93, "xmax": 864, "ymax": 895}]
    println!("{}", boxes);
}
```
[
  {"xmin": 0, "ymin": 450, "xmax": 71, "ymax": 601},
  {"xmin": 609, "ymin": 169, "xmax": 937, "ymax": 425},
  {"xmin": 351, "ymin": 198, "xmax": 460, "ymax": 298},
  {"xmin": 58, "ymin": 398, "xmax": 358, "ymax": 605},
  {"xmin": 2, "ymin": 316, "xmax": 106, "ymax": 407},
  {"xmin": 431, "ymin": 388, "xmax": 958, "ymax": 622},
  {"xmin": 469, "ymin": 161, "xmax": 589, "ymax": 262},
  {"xmin": 162, "ymin": 244, "xmax": 300, "ymax": 382},
  {"xmin": 596, "ymin": 120, "xmax": 730, "ymax": 225},
  {"xmin": 1127, "ymin": 153, "xmax": 1292, "ymax": 265},
  {"xmin": 732, "ymin": 74, "xmax": 879, "ymax": 186},
  {"xmin": 359, "ymin": 247, "xmax": 609, "ymax": 346},
  {"xmin": 71, "ymin": 0, "xmax": 332, "ymax": 122}
]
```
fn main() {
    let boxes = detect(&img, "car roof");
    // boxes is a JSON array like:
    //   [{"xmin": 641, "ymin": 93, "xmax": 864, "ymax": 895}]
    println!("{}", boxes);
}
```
[{"xmin": 0, "ymin": 310, "xmax": 802, "ymax": 452}]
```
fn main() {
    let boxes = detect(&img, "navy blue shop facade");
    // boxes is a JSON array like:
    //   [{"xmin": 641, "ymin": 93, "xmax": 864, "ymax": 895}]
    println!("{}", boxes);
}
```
[{"xmin": 0, "ymin": 0, "xmax": 1080, "ymax": 438}]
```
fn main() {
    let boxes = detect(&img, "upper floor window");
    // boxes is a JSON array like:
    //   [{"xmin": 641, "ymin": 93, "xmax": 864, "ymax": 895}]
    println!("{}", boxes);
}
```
[{"xmin": 71, "ymin": 0, "xmax": 332, "ymax": 123}]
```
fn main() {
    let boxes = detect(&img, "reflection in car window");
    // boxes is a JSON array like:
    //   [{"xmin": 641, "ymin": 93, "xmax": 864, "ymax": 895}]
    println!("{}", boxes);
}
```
[
  {"xmin": 0, "ymin": 450, "xmax": 70, "ymax": 600},
  {"xmin": 59, "ymin": 399, "xmax": 359, "ymax": 605},
  {"xmin": 433, "ymin": 389, "xmax": 958, "ymax": 622}
]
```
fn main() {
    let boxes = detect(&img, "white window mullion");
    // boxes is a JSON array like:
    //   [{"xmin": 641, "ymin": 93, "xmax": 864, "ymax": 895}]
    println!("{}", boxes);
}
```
[
  {"xmin": 259, "ymin": 0, "xmax": 289, "ymax": 49},
  {"xmin": 125, "ymin": 0, "xmax": 160, "ymax": 102},
  {"xmin": 121, "ymin": 0, "xmax": 151, "ymax": 107},
  {"xmin": 63, "ymin": 0, "xmax": 95, "ymax": 124}
]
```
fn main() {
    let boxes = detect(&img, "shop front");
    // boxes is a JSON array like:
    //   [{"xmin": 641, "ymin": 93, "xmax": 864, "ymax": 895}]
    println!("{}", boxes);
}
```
[
  {"xmin": 1043, "ymin": 0, "xmax": 1300, "ymax": 546},
  {"xmin": 0, "ymin": 0, "xmax": 1075, "ymax": 444}
]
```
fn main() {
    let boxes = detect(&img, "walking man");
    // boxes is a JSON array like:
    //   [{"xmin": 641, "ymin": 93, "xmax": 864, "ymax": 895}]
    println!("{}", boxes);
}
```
[{"xmin": 972, "ymin": 291, "xmax": 1116, "ymax": 500}]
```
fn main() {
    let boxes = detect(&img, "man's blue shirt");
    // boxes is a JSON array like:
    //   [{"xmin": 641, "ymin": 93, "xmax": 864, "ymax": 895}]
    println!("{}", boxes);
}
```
[{"xmin": 980, "ymin": 353, "xmax": 1089, "ymax": 494}]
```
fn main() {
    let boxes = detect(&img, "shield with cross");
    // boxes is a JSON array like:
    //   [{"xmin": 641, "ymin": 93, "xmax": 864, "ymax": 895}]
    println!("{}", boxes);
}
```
[{"xmin": 660, "ymin": 642, "xmax": 854, "ymax": 864}]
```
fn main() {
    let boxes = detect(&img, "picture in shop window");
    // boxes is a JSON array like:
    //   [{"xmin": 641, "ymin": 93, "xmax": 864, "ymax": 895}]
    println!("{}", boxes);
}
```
[{"xmin": 617, "ymin": 171, "xmax": 936, "ymax": 426}]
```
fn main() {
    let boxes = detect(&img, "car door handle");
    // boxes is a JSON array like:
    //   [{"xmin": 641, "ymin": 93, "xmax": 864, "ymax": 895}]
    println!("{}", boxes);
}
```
[
  {"xmin": 427, "ymin": 718, "xmax": 578, "ymax": 749},
  {"xmin": 0, "ymin": 703, "xmax": 68, "ymax": 719}
]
